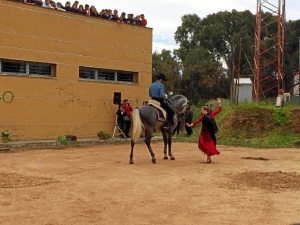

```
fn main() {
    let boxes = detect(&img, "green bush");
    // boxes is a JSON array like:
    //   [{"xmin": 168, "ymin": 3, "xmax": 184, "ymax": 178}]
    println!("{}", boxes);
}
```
[
  {"xmin": 57, "ymin": 135, "xmax": 68, "ymax": 144},
  {"xmin": 97, "ymin": 131, "xmax": 110, "ymax": 140}
]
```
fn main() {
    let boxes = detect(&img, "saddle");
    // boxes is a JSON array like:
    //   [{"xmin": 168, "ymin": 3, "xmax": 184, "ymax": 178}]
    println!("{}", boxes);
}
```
[{"xmin": 148, "ymin": 99, "xmax": 167, "ymax": 122}]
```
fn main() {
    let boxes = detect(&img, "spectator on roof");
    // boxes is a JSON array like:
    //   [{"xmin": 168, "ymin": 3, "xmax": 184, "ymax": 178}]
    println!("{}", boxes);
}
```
[
  {"xmin": 56, "ymin": 2, "xmax": 65, "ymax": 11},
  {"xmin": 50, "ymin": 0, "xmax": 57, "ymax": 9},
  {"xmin": 20, "ymin": 1, "xmax": 149, "ymax": 28},
  {"xmin": 112, "ymin": 9, "xmax": 119, "ymax": 21},
  {"xmin": 89, "ymin": 5, "xmax": 98, "ymax": 17},
  {"xmin": 84, "ymin": 4, "xmax": 90, "ymax": 16},
  {"xmin": 77, "ymin": 4, "xmax": 84, "ymax": 14},
  {"xmin": 71, "ymin": 1, "xmax": 79, "ymax": 12},
  {"xmin": 119, "ymin": 12, "xmax": 127, "ymax": 23},
  {"xmin": 140, "ymin": 14, "xmax": 147, "ymax": 27},
  {"xmin": 42, "ymin": 0, "xmax": 54, "ymax": 8},
  {"xmin": 24, "ymin": 0, "xmax": 35, "ymax": 5},
  {"xmin": 126, "ymin": 13, "xmax": 132, "ymax": 24},
  {"xmin": 24, "ymin": 0, "xmax": 42, "ymax": 6},
  {"xmin": 107, "ymin": 9, "xmax": 113, "ymax": 20},
  {"xmin": 64, "ymin": 1, "xmax": 72, "ymax": 12},
  {"xmin": 135, "ymin": 15, "xmax": 142, "ymax": 26}
]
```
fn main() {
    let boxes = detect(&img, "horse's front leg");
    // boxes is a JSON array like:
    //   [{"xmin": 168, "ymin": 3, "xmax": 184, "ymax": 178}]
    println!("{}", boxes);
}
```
[
  {"xmin": 145, "ymin": 130, "xmax": 156, "ymax": 164},
  {"xmin": 168, "ymin": 132, "xmax": 175, "ymax": 160},
  {"xmin": 162, "ymin": 130, "xmax": 168, "ymax": 159}
]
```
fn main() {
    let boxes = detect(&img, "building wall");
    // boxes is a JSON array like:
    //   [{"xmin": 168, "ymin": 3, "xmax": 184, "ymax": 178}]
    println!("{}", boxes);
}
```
[
  {"xmin": 235, "ymin": 84, "xmax": 253, "ymax": 103},
  {"xmin": 0, "ymin": 1, "xmax": 153, "ymax": 140}
]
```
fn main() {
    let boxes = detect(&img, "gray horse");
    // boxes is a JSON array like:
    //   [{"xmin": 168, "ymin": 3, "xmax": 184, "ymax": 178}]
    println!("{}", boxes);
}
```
[{"xmin": 130, "ymin": 94, "xmax": 188, "ymax": 164}]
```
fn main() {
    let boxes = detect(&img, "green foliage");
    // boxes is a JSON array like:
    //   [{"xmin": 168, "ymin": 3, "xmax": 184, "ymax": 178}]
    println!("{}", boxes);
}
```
[
  {"xmin": 152, "ymin": 50, "xmax": 182, "ymax": 95},
  {"xmin": 273, "ymin": 109, "xmax": 289, "ymax": 126},
  {"xmin": 97, "ymin": 131, "xmax": 110, "ymax": 140},
  {"xmin": 174, "ymin": 99, "xmax": 300, "ymax": 148},
  {"xmin": 57, "ymin": 135, "xmax": 68, "ymax": 145},
  {"xmin": 1, "ymin": 130, "xmax": 11, "ymax": 142}
]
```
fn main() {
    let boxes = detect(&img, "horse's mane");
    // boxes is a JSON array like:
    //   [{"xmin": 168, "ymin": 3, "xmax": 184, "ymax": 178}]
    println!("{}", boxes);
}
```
[
  {"xmin": 169, "ymin": 95, "xmax": 187, "ymax": 107},
  {"xmin": 170, "ymin": 94, "xmax": 185, "ymax": 101}
]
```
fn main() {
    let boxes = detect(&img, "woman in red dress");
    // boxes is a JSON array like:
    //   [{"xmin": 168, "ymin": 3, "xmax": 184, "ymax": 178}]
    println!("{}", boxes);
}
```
[{"xmin": 186, "ymin": 98, "xmax": 222, "ymax": 163}]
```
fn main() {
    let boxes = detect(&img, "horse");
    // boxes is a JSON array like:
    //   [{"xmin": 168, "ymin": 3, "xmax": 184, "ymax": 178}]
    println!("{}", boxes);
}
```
[{"xmin": 129, "ymin": 94, "xmax": 188, "ymax": 164}]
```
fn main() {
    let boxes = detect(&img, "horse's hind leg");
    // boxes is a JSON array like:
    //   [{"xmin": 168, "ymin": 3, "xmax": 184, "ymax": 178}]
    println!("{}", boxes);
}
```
[
  {"xmin": 145, "ymin": 130, "xmax": 156, "ymax": 164},
  {"xmin": 161, "ymin": 131, "xmax": 168, "ymax": 160},
  {"xmin": 129, "ymin": 140, "xmax": 135, "ymax": 164}
]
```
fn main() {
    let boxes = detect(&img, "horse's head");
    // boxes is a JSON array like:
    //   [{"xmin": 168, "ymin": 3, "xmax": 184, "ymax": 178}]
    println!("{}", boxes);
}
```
[{"xmin": 169, "ymin": 94, "xmax": 188, "ymax": 115}]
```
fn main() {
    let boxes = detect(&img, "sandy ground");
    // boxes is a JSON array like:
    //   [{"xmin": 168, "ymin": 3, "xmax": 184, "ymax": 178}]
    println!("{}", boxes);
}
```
[{"xmin": 0, "ymin": 142, "xmax": 300, "ymax": 225}]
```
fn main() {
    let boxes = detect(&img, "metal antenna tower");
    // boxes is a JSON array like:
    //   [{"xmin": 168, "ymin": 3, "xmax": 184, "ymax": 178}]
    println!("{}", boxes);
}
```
[{"xmin": 254, "ymin": 0, "xmax": 286, "ymax": 102}]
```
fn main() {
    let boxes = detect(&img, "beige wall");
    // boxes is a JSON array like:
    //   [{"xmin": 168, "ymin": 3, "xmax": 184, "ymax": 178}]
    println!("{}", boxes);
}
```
[{"xmin": 0, "ymin": 1, "xmax": 152, "ymax": 140}]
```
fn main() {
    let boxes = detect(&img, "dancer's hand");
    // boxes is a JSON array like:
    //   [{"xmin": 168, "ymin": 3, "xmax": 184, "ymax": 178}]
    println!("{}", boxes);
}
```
[{"xmin": 216, "ymin": 98, "xmax": 222, "ymax": 106}]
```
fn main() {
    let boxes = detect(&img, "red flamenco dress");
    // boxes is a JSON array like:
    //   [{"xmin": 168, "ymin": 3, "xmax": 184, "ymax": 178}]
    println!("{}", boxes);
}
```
[{"xmin": 192, "ymin": 107, "xmax": 222, "ymax": 156}]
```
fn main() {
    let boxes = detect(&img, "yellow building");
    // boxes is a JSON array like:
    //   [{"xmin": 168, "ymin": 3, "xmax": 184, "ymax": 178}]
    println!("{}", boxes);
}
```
[{"xmin": 0, "ymin": 1, "xmax": 152, "ymax": 140}]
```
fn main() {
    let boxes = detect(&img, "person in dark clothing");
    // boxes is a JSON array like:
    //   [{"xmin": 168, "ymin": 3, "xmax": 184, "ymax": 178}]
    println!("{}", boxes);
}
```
[
  {"xmin": 173, "ymin": 116, "xmax": 183, "ymax": 135},
  {"xmin": 149, "ymin": 73, "xmax": 175, "ymax": 127},
  {"xmin": 116, "ymin": 104, "xmax": 130, "ymax": 138},
  {"xmin": 184, "ymin": 104, "xmax": 194, "ymax": 135}
]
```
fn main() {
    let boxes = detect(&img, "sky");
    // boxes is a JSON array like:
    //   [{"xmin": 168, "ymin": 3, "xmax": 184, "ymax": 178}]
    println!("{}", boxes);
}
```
[{"xmin": 76, "ymin": 1, "xmax": 300, "ymax": 53}]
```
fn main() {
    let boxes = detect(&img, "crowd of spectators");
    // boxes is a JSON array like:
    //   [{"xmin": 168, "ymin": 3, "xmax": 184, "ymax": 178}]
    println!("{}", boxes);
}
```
[{"xmin": 15, "ymin": 0, "xmax": 147, "ymax": 27}]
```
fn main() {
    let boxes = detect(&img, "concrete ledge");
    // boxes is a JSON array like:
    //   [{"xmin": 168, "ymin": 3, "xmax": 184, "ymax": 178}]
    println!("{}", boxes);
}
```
[{"xmin": 0, "ymin": 136, "xmax": 163, "ymax": 151}]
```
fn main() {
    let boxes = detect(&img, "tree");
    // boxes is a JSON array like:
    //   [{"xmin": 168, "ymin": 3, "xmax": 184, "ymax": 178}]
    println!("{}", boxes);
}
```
[
  {"xmin": 180, "ymin": 47, "xmax": 228, "ymax": 103},
  {"xmin": 174, "ymin": 14, "xmax": 202, "ymax": 62},
  {"xmin": 175, "ymin": 10, "xmax": 256, "ymax": 76},
  {"xmin": 285, "ymin": 19, "xmax": 300, "ymax": 92},
  {"xmin": 152, "ymin": 50, "xmax": 182, "ymax": 95}
]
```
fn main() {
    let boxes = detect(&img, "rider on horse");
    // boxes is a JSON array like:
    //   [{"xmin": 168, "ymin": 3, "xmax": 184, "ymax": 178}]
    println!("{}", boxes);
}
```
[{"xmin": 149, "ymin": 73, "xmax": 175, "ymax": 127}]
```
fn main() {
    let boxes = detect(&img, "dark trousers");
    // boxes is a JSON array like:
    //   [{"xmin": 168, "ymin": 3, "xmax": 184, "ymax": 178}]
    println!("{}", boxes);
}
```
[
  {"xmin": 151, "ymin": 97, "xmax": 175, "ymax": 125},
  {"xmin": 173, "ymin": 119, "xmax": 181, "ymax": 135},
  {"xmin": 185, "ymin": 125, "xmax": 193, "ymax": 135}
]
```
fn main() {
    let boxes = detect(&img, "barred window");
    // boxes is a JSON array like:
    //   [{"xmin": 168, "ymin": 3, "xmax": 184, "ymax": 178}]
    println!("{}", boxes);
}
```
[
  {"xmin": 97, "ymin": 70, "xmax": 115, "ymax": 81},
  {"xmin": 117, "ymin": 71, "xmax": 134, "ymax": 82},
  {"xmin": 79, "ymin": 68, "xmax": 96, "ymax": 79},
  {"xmin": 79, "ymin": 67, "xmax": 136, "ymax": 83},
  {"xmin": 2, "ymin": 61, "xmax": 26, "ymax": 74},
  {"xmin": 29, "ymin": 63, "xmax": 52, "ymax": 76},
  {"xmin": 0, "ymin": 59, "xmax": 54, "ymax": 77}
]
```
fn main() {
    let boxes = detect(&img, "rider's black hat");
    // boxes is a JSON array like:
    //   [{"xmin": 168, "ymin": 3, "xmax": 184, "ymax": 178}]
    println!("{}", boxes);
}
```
[{"xmin": 156, "ymin": 73, "xmax": 168, "ymax": 81}]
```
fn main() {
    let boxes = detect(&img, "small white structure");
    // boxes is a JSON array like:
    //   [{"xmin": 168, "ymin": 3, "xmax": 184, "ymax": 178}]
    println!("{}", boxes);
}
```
[
  {"xmin": 294, "ymin": 72, "xmax": 299, "ymax": 96},
  {"xmin": 234, "ymin": 78, "xmax": 253, "ymax": 103}
]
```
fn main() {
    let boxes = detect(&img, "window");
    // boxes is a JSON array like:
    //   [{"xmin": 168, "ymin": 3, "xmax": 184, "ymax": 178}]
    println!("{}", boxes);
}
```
[
  {"xmin": 29, "ymin": 63, "xmax": 52, "ymax": 76},
  {"xmin": 79, "ymin": 67, "xmax": 136, "ymax": 83},
  {"xmin": 79, "ymin": 68, "xmax": 96, "ymax": 79},
  {"xmin": 97, "ymin": 70, "xmax": 115, "ymax": 81},
  {"xmin": 0, "ymin": 59, "xmax": 54, "ymax": 77},
  {"xmin": 117, "ymin": 71, "xmax": 134, "ymax": 82},
  {"xmin": 2, "ymin": 61, "xmax": 26, "ymax": 74}
]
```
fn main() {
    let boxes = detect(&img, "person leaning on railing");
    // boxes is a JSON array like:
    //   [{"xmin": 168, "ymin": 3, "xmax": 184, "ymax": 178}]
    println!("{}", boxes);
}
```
[
  {"xmin": 23, "ymin": 0, "xmax": 42, "ymax": 6},
  {"xmin": 17, "ymin": 0, "xmax": 147, "ymax": 27}
]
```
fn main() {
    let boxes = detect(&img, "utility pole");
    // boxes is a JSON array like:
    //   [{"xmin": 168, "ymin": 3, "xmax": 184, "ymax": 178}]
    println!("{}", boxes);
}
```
[{"xmin": 254, "ymin": 0, "xmax": 285, "ymax": 102}]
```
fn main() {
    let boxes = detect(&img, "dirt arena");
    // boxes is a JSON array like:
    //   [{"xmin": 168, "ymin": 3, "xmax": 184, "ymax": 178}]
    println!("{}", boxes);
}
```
[{"xmin": 0, "ymin": 142, "xmax": 300, "ymax": 225}]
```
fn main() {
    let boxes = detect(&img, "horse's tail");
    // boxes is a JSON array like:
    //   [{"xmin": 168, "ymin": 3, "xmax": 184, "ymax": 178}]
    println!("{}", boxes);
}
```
[{"xmin": 131, "ymin": 108, "xmax": 143, "ymax": 143}]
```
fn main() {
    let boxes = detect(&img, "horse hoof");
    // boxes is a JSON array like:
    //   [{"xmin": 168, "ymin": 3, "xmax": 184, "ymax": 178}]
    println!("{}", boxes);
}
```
[
  {"xmin": 129, "ymin": 160, "xmax": 134, "ymax": 164},
  {"xmin": 152, "ymin": 159, "xmax": 156, "ymax": 164},
  {"xmin": 163, "ymin": 156, "xmax": 168, "ymax": 160},
  {"xmin": 170, "ymin": 156, "xmax": 175, "ymax": 160}
]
